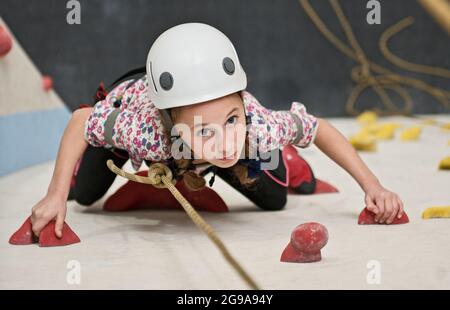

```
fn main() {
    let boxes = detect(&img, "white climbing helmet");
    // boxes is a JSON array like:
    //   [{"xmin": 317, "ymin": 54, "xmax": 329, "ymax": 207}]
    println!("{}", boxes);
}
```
[{"xmin": 146, "ymin": 23, "xmax": 247, "ymax": 110}]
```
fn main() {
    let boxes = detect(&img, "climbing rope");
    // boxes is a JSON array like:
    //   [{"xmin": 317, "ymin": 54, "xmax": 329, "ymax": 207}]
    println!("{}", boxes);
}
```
[
  {"xmin": 329, "ymin": 0, "xmax": 404, "ymax": 115},
  {"xmin": 106, "ymin": 160, "xmax": 260, "ymax": 290},
  {"xmin": 379, "ymin": 16, "xmax": 450, "ymax": 79},
  {"xmin": 299, "ymin": 0, "xmax": 450, "ymax": 116},
  {"xmin": 418, "ymin": 0, "xmax": 450, "ymax": 35}
]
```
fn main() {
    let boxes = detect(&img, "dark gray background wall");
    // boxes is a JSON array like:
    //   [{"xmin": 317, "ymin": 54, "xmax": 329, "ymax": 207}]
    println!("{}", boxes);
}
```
[{"xmin": 1, "ymin": 0, "xmax": 449, "ymax": 116}]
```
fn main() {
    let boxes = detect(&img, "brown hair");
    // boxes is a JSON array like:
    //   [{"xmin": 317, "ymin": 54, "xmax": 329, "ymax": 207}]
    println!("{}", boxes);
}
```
[{"xmin": 160, "ymin": 97, "xmax": 257, "ymax": 191}]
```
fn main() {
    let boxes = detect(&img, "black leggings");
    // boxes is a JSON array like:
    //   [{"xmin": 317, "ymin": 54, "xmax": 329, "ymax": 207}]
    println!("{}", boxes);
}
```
[{"xmin": 69, "ymin": 146, "xmax": 288, "ymax": 211}]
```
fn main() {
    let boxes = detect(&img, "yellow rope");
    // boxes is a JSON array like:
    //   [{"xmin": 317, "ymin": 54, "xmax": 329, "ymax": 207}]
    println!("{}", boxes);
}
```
[
  {"xmin": 329, "ymin": 0, "xmax": 402, "ymax": 115},
  {"xmin": 106, "ymin": 160, "xmax": 260, "ymax": 290},
  {"xmin": 418, "ymin": 0, "xmax": 450, "ymax": 35},
  {"xmin": 298, "ymin": 0, "xmax": 450, "ymax": 115},
  {"xmin": 379, "ymin": 16, "xmax": 450, "ymax": 79}
]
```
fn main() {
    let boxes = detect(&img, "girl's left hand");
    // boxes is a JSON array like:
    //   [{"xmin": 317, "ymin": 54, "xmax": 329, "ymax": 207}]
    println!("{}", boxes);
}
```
[{"xmin": 364, "ymin": 184, "xmax": 404, "ymax": 224}]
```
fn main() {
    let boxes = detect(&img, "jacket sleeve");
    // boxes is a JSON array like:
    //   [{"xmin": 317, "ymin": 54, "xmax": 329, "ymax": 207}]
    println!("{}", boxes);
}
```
[
  {"xmin": 83, "ymin": 80, "xmax": 134, "ymax": 148},
  {"xmin": 109, "ymin": 100, "xmax": 172, "ymax": 170},
  {"xmin": 243, "ymin": 91, "xmax": 319, "ymax": 154},
  {"xmin": 84, "ymin": 78, "xmax": 171, "ymax": 171},
  {"xmin": 289, "ymin": 101, "xmax": 319, "ymax": 148}
]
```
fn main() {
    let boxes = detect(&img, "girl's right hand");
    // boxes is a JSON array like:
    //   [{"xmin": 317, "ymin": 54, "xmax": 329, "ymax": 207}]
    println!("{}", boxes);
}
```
[{"xmin": 30, "ymin": 194, "xmax": 67, "ymax": 238}]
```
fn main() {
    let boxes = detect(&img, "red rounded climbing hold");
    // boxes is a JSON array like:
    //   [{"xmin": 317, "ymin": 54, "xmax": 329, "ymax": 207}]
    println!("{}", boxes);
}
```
[
  {"xmin": 0, "ymin": 25, "xmax": 13, "ymax": 57},
  {"xmin": 42, "ymin": 75, "xmax": 53, "ymax": 91},
  {"xmin": 280, "ymin": 222, "xmax": 329, "ymax": 263},
  {"xmin": 358, "ymin": 207, "xmax": 409, "ymax": 225},
  {"xmin": 291, "ymin": 222, "xmax": 329, "ymax": 253}
]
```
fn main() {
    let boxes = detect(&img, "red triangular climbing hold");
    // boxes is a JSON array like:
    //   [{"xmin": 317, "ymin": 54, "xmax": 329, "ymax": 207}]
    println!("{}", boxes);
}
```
[
  {"xmin": 38, "ymin": 221, "xmax": 80, "ymax": 247},
  {"xmin": 313, "ymin": 179, "xmax": 339, "ymax": 194},
  {"xmin": 288, "ymin": 179, "xmax": 338, "ymax": 195},
  {"xmin": 282, "ymin": 144, "xmax": 314, "ymax": 188},
  {"xmin": 9, "ymin": 216, "xmax": 36, "ymax": 245},
  {"xmin": 104, "ymin": 170, "xmax": 229, "ymax": 213},
  {"xmin": 282, "ymin": 145, "xmax": 339, "ymax": 195},
  {"xmin": 9, "ymin": 216, "xmax": 80, "ymax": 246},
  {"xmin": 358, "ymin": 207, "xmax": 409, "ymax": 225}
]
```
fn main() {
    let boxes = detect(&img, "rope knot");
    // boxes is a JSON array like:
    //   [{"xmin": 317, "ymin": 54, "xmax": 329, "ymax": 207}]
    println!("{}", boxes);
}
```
[
  {"xmin": 147, "ymin": 163, "xmax": 173, "ymax": 188},
  {"xmin": 106, "ymin": 159, "xmax": 175, "ymax": 189}
]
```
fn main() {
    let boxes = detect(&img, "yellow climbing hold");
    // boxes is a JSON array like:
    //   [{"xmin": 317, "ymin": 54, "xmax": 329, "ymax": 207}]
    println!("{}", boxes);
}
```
[
  {"xmin": 400, "ymin": 126, "xmax": 422, "ymax": 141},
  {"xmin": 349, "ymin": 133, "xmax": 377, "ymax": 151},
  {"xmin": 439, "ymin": 156, "xmax": 450, "ymax": 170},
  {"xmin": 357, "ymin": 111, "xmax": 378, "ymax": 125},
  {"xmin": 422, "ymin": 206, "xmax": 450, "ymax": 219},
  {"xmin": 441, "ymin": 122, "xmax": 450, "ymax": 131},
  {"xmin": 420, "ymin": 118, "xmax": 437, "ymax": 126},
  {"xmin": 349, "ymin": 121, "xmax": 401, "ymax": 150},
  {"xmin": 360, "ymin": 124, "xmax": 378, "ymax": 136},
  {"xmin": 360, "ymin": 123, "xmax": 400, "ymax": 140}
]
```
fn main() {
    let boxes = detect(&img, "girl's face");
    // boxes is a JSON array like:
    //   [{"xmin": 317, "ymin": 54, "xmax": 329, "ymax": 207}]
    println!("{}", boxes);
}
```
[{"xmin": 171, "ymin": 93, "xmax": 247, "ymax": 168}]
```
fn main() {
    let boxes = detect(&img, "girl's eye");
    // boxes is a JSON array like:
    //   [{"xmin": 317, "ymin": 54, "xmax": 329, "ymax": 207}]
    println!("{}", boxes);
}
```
[
  {"xmin": 197, "ymin": 128, "xmax": 214, "ymax": 137},
  {"xmin": 226, "ymin": 115, "xmax": 238, "ymax": 125}
]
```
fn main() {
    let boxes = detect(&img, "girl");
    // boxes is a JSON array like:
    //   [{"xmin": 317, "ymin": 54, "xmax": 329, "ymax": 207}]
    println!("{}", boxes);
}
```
[{"xmin": 30, "ymin": 23, "xmax": 404, "ymax": 238}]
